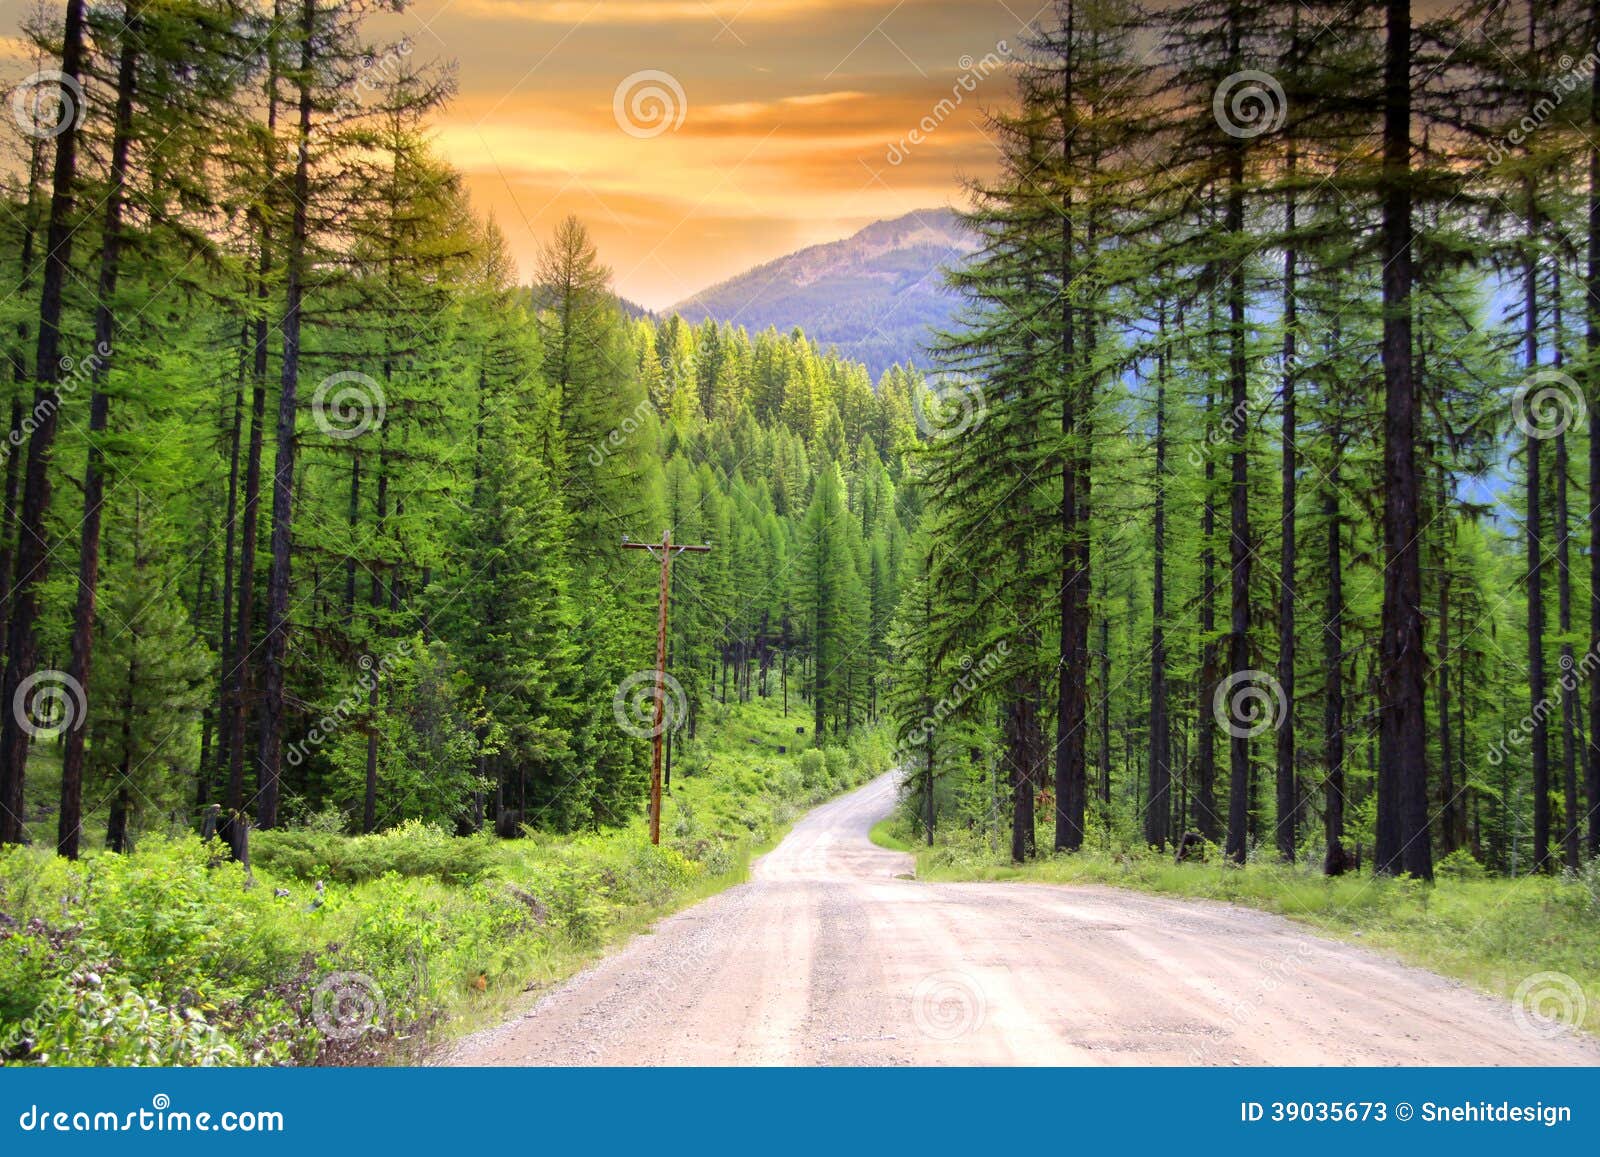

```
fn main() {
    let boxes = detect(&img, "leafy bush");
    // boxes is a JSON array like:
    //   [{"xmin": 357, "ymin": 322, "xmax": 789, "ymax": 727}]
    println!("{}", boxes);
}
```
[
  {"xmin": 1435, "ymin": 847, "xmax": 1487, "ymax": 881},
  {"xmin": 823, "ymin": 745, "xmax": 851, "ymax": 786},
  {"xmin": 0, "ymin": 913, "xmax": 82, "ymax": 1025},
  {"xmin": 254, "ymin": 820, "xmax": 496, "ymax": 884},
  {"xmin": 3, "ymin": 968, "xmax": 245, "ymax": 1067},
  {"xmin": 797, "ymin": 749, "xmax": 826, "ymax": 787}
]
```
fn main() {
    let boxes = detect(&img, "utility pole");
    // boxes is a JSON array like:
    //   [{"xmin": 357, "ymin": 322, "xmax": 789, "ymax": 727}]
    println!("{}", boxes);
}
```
[{"xmin": 622, "ymin": 530, "xmax": 711, "ymax": 844}]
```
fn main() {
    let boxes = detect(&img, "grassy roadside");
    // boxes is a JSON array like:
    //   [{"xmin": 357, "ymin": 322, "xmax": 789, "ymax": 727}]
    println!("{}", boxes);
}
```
[
  {"xmin": 0, "ymin": 698, "xmax": 893, "ymax": 1066},
  {"xmin": 868, "ymin": 818, "xmax": 915, "ymax": 852},
  {"xmin": 879, "ymin": 816, "xmax": 1600, "ymax": 1037}
]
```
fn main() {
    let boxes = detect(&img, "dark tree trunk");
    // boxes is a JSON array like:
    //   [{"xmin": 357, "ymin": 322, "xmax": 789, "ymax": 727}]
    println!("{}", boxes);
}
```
[
  {"xmin": 1146, "ymin": 311, "xmax": 1171, "ymax": 851},
  {"xmin": 1006, "ymin": 680, "xmax": 1041, "ymax": 863},
  {"xmin": 1554, "ymin": 290, "xmax": 1578, "ymax": 872},
  {"xmin": 0, "ymin": 134, "xmax": 47, "ymax": 661},
  {"xmin": 1223, "ymin": 65, "xmax": 1251, "ymax": 864},
  {"xmin": 255, "ymin": 0, "xmax": 317, "ymax": 830},
  {"xmin": 1374, "ymin": 0, "xmax": 1431, "ymax": 880},
  {"xmin": 1323, "ymin": 473, "xmax": 1347, "ymax": 874},
  {"xmin": 214, "ymin": 332, "xmax": 247, "ymax": 804},
  {"xmin": 58, "ymin": 4, "xmax": 140, "ymax": 859},
  {"xmin": 1196, "ymin": 381, "xmax": 1220, "ymax": 842},
  {"xmin": 105, "ymin": 786, "xmax": 131, "ymax": 855},
  {"xmin": 1436, "ymin": 467, "xmax": 1457, "ymax": 856},
  {"xmin": 1275, "ymin": 143, "xmax": 1298, "ymax": 863},
  {"xmin": 0, "ymin": 0, "xmax": 88, "ymax": 846},
  {"xmin": 227, "ymin": 333, "xmax": 267, "ymax": 824},
  {"xmin": 1524, "ymin": 248, "xmax": 1550, "ymax": 872},
  {"xmin": 364, "ymin": 682, "xmax": 379, "ymax": 833},
  {"xmin": 225, "ymin": 21, "xmax": 280, "ymax": 849},
  {"xmin": 1097, "ymin": 610, "xmax": 1110, "ymax": 807},
  {"xmin": 1054, "ymin": 27, "xmax": 1088, "ymax": 854},
  {"xmin": 345, "ymin": 452, "xmax": 360, "ymax": 618},
  {"xmin": 1588, "ymin": 0, "xmax": 1600, "ymax": 861}
]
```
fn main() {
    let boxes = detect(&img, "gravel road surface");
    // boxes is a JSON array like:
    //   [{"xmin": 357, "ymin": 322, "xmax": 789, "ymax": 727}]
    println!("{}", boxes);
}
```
[{"xmin": 447, "ymin": 773, "xmax": 1600, "ymax": 1066}]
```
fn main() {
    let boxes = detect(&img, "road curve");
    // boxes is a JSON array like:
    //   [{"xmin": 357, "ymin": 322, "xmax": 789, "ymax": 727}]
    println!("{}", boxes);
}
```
[{"xmin": 447, "ymin": 773, "xmax": 1600, "ymax": 1066}]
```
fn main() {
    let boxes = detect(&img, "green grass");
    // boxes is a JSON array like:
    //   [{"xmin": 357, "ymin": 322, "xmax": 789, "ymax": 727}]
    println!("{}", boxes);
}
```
[
  {"xmin": 0, "ymin": 696, "xmax": 895, "ymax": 1065},
  {"xmin": 886, "ymin": 817, "xmax": 1600, "ymax": 1037},
  {"xmin": 869, "ymin": 818, "xmax": 915, "ymax": 852}
]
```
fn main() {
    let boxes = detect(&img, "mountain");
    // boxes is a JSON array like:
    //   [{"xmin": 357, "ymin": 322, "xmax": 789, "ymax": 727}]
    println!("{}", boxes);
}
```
[{"xmin": 669, "ymin": 208, "xmax": 974, "ymax": 378}]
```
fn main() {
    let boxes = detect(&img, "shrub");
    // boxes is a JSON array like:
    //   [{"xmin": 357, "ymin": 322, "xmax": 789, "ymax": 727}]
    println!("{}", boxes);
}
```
[
  {"xmin": 797, "ymin": 749, "xmax": 826, "ymax": 787},
  {"xmin": 1435, "ymin": 847, "xmax": 1487, "ymax": 881},
  {"xmin": 254, "ymin": 821, "xmax": 495, "ymax": 884},
  {"xmin": 0, "ymin": 913, "xmax": 84, "ymax": 1025},
  {"xmin": 3, "ymin": 968, "xmax": 244, "ymax": 1067},
  {"xmin": 823, "ymin": 746, "xmax": 851, "ymax": 787}
]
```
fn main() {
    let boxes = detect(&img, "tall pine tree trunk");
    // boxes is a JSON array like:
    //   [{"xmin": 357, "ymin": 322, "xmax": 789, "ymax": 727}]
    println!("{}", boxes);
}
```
[
  {"xmin": 212, "ymin": 332, "xmax": 248, "ymax": 809},
  {"xmin": 1553, "ymin": 288, "xmax": 1578, "ymax": 872},
  {"xmin": 1587, "ymin": 0, "xmax": 1600, "ymax": 861},
  {"xmin": 1275, "ymin": 147, "xmax": 1297, "ymax": 863},
  {"xmin": 1323, "ymin": 465, "xmax": 1347, "ymax": 873},
  {"xmin": 1374, "ymin": 0, "xmax": 1431, "ymax": 880},
  {"xmin": 0, "ymin": 135, "xmax": 47, "ymax": 664},
  {"xmin": 1197, "ymin": 379, "xmax": 1220, "ymax": 841},
  {"xmin": 256, "ymin": 0, "xmax": 317, "ymax": 830},
  {"xmin": 1146, "ymin": 310, "xmax": 1171, "ymax": 850},
  {"xmin": 225, "ymin": 14, "xmax": 280, "ymax": 851},
  {"xmin": 1007, "ymin": 682, "xmax": 1041, "ymax": 863},
  {"xmin": 1223, "ymin": 67, "xmax": 1252, "ymax": 863},
  {"xmin": 0, "ymin": 0, "xmax": 87, "ymax": 845},
  {"xmin": 1524, "ymin": 247, "xmax": 1550, "ymax": 872},
  {"xmin": 58, "ymin": 6, "xmax": 140, "ymax": 858},
  {"xmin": 1436, "ymin": 470, "xmax": 1457, "ymax": 856},
  {"xmin": 1054, "ymin": 33, "xmax": 1088, "ymax": 852}
]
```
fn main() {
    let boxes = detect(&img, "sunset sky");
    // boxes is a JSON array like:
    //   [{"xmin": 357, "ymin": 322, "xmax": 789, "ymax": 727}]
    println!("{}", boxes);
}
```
[{"xmin": 394, "ymin": 0, "xmax": 1034, "ymax": 308}]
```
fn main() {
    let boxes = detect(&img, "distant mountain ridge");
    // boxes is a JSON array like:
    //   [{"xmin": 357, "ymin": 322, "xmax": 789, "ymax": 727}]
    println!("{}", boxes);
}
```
[{"xmin": 670, "ymin": 208, "xmax": 974, "ymax": 378}]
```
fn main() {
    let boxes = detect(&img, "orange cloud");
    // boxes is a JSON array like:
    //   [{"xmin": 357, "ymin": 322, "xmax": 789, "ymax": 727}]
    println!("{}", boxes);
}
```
[{"xmin": 398, "ymin": 0, "xmax": 1026, "ymax": 305}]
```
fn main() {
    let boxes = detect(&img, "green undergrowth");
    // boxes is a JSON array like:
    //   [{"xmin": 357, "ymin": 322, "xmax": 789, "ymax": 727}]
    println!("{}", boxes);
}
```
[
  {"xmin": 887, "ymin": 817, "xmax": 1600, "ymax": 1037},
  {"xmin": 0, "ymin": 697, "xmax": 892, "ymax": 1066},
  {"xmin": 868, "ymin": 818, "xmax": 915, "ymax": 852}
]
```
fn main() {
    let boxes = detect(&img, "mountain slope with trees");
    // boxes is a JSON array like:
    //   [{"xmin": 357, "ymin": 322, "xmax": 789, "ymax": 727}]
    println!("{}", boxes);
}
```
[{"xmin": 671, "ymin": 208, "xmax": 975, "ymax": 377}]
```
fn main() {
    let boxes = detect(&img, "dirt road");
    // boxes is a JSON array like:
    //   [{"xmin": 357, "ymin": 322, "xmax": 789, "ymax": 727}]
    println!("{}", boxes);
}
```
[{"xmin": 448, "ymin": 773, "xmax": 1599, "ymax": 1066}]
